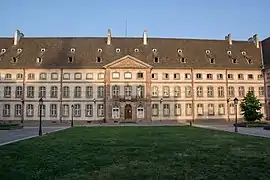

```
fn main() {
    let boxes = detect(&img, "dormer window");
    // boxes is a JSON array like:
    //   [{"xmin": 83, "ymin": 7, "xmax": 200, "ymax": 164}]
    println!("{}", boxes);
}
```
[
  {"xmin": 116, "ymin": 48, "xmax": 120, "ymax": 53},
  {"xmin": 227, "ymin": 51, "xmax": 232, "ymax": 55},
  {"xmin": 209, "ymin": 58, "xmax": 215, "ymax": 64},
  {"xmin": 152, "ymin": 49, "xmax": 157, "ymax": 53},
  {"xmin": 70, "ymin": 48, "xmax": 75, "ymax": 53},
  {"xmin": 205, "ymin": 50, "xmax": 210, "ymax": 54},
  {"xmin": 1, "ymin": 49, "xmax": 6, "ymax": 53},
  {"xmin": 36, "ymin": 57, "xmax": 42, "ymax": 63},
  {"xmin": 247, "ymin": 59, "xmax": 253, "ymax": 64},
  {"xmin": 17, "ymin": 49, "xmax": 22, "ymax": 53},
  {"xmin": 96, "ymin": 56, "xmax": 102, "ymax": 63},
  {"xmin": 98, "ymin": 48, "xmax": 102, "ymax": 52},
  {"xmin": 154, "ymin": 57, "xmax": 159, "ymax": 63},
  {"xmin": 180, "ymin": 57, "xmax": 186, "ymax": 63},
  {"xmin": 232, "ymin": 58, "xmax": 237, "ymax": 64},
  {"xmin": 41, "ymin": 48, "xmax": 46, "ymax": 52},
  {"xmin": 11, "ymin": 57, "xmax": 17, "ymax": 63},
  {"xmin": 177, "ymin": 49, "xmax": 182, "ymax": 54},
  {"xmin": 241, "ymin": 51, "xmax": 246, "ymax": 55},
  {"xmin": 68, "ymin": 56, "xmax": 73, "ymax": 63},
  {"xmin": 134, "ymin": 48, "xmax": 139, "ymax": 52}
]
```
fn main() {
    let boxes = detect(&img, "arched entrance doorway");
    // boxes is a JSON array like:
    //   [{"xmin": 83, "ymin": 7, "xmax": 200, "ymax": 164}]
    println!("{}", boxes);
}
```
[{"xmin": 125, "ymin": 104, "xmax": 132, "ymax": 120}]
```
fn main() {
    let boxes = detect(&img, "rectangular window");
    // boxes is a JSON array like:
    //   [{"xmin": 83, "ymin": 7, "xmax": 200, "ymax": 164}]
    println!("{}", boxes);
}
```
[
  {"xmin": 207, "ymin": 86, "xmax": 214, "ymax": 97},
  {"xmin": 137, "ymin": 72, "xmax": 144, "ymax": 79},
  {"xmin": 63, "ymin": 73, "xmax": 70, "ymax": 80},
  {"xmin": 136, "ymin": 86, "xmax": 144, "ymax": 98},
  {"xmin": 15, "ymin": 104, "xmax": 22, "ymax": 117},
  {"xmin": 163, "ymin": 104, "xmax": 170, "ymax": 116},
  {"xmin": 63, "ymin": 86, "xmax": 70, "ymax": 98},
  {"xmin": 124, "ymin": 72, "xmax": 132, "ymax": 79},
  {"xmin": 174, "ymin": 86, "xmax": 181, "ymax": 97},
  {"xmin": 229, "ymin": 104, "xmax": 235, "ymax": 115},
  {"xmin": 185, "ymin": 73, "xmax": 191, "ymax": 79},
  {"xmin": 3, "ymin": 104, "xmax": 10, "ymax": 117},
  {"xmin": 208, "ymin": 104, "xmax": 214, "ymax": 115},
  {"xmin": 248, "ymin": 87, "xmax": 254, "ymax": 94},
  {"xmin": 85, "ymin": 104, "xmax": 93, "ymax": 117},
  {"xmin": 218, "ymin": 104, "xmax": 225, "ymax": 115},
  {"xmin": 151, "ymin": 73, "xmax": 157, "ymax": 80},
  {"xmin": 175, "ymin": 104, "xmax": 181, "ymax": 116},
  {"xmin": 74, "ymin": 86, "xmax": 81, "ymax": 98},
  {"xmin": 38, "ymin": 104, "xmax": 46, "ymax": 117},
  {"xmin": 74, "ymin": 73, "xmax": 82, "ymax": 80},
  {"xmin": 26, "ymin": 104, "xmax": 34, "ymax": 117},
  {"xmin": 227, "ymin": 74, "xmax": 233, "ymax": 80},
  {"xmin": 163, "ymin": 86, "xmax": 170, "ymax": 97},
  {"xmin": 39, "ymin": 86, "xmax": 46, "ymax": 98},
  {"xmin": 228, "ymin": 86, "xmax": 235, "ymax": 97},
  {"xmin": 97, "ymin": 104, "xmax": 104, "ymax": 117},
  {"xmin": 197, "ymin": 104, "xmax": 203, "ymax": 116},
  {"xmin": 86, "ymin": 73, "xmax": 93, "ymax": 80},
  {"xmin": 112, "ymin": 72, "xmax": 120, "ymax": 79},
  {"xmin": 15, "ymin": 86, "xmax": 23, "ymax": 98},
  {"xmin": 4, "ymin": 86, "xmax": 11, "ymax": 98},
  {"xmin": 217, "ymin": 74, "xmax": 223, "ymax": 80},
  {"xmin": 98, "ymin": 73, "xmax": 104, "ymax": 79},
  {"xmin": 185, "ymin": 104, "xmax": 192, "ymax": 116},
  {"xmin": 51, "ymin": 73, "xmax": 58, "ymax": 80},
  {"xmin": 5, "ymin": 73, "xmax": 12, "ymax": 79},
  {"xmin": 151, "ymin": 86, "xmax": 158, "ymax": 97},
  {"xmin": 257, "ymin": 74, "xmax": 263, "ymax": 80},
  {"xmin": 27, "ymin": 86, "xmax": 35, "ymax": 98},
  {"xmin": 247, "ymin": 74, "xmax": 253, "ymax": 80},
  {"xmin": 196, "ymin": 86, "xmax": 203, "ymax": 97},
  {"xmin": 98, "ymin": 86, "xmax": 104, "ymax": 98},
  {"xmin": 39, "ymin": 73, "xmax": 47, "ymax": 80},
  {"xmin": 50, "ymin": 104, "xmax": 57, "ymax": 117},
  {"xmin": 238, "ymin": 74, "xmax": 244, "ymax": 80},
  {"xmin": 50, "ymin": 86, "xmax": 58, "ymax": 98},
  {"xmin": 196, "ymin": 73, "xmax": 202, "ymax": 79},
  {"xmin": 125, "ymin": 85, "xmax": 132, "ymax": 97},
  {"xmin": 218, "ymin": 87, "xmax": 224, "ymax": 97},
  {"xmin": 259, "ymin": 87, "xmax": 264, "ymax": 97},
  {"xmin": 163, "ymin": 73, "xmax": 169, "ymax": 80},
  {"xmin": 74, "ymin": 104, "xmax": 81, "ymax": 117},
  {"xmin": 152, "ymin": 104, "xmax": 159, "ymax": 116},
  {"xmin": 185, "ymin": 86, "xmax": 192, "ymax": 98},
  {"xmin": 206, "ymin": 74, "xmax": 213, "ymax": 80},
  {"xmin": 16, "ymin": 73, "xmax": 23, "ymax": 80},
  {"xmin": 86, "ymin": 86, "xmax": 93, "ymax": 98},
  {"xmin": 174, "ymin": 73, "xmax": 180, "ymax": 80},
  {"xmin": 62, "ymin": 104, "xmax": 69, "ymax": 117},
  {"xmin": 238, "ymin": 86, "xmax": 245, "ymax": 97},
  {"xmin": 28, "ymin": 73, "xmax": 35, "ymax": 80},
  {"xmin": 112, "ymin": 85, "xmax": 120, "ymax": 97}
]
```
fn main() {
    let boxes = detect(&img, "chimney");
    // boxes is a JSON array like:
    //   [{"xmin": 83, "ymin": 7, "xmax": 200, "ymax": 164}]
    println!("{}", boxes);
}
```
[
  {"xmin": 253, "ymin": 34, "xmax": 259, "ymax": 48},
  {"xmin": 143, "ymin": 29, "xmax": 147, "ymax": 45},
  {"xmin": 225, "ymin": 34, "xmax": 232, "ymax": 45},
  {"xmin": 107, "ymin": 29, "xmax": 111, "ymax": 45},
  {"xmin": 13, "ymin": 29, "xmax": 24, "ymax": 46}
]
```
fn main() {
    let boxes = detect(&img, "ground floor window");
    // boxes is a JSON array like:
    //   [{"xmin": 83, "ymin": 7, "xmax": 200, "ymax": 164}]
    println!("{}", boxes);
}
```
[
  {"xmin": 186, "ymin": 104, "xmax": 192, "ymax": 116},
  {"xmin": 85, "ymin": 104, "xmax": 93, "ymax": 117},
  {"xmin": 229, "ymin": 103, "xmax": 235, "ymax": 115},
  {"xmin": 38, "ymin": 104, "xmax": 46, "ymax": 117},
  {"xmin": 50, "ymin": 104, "xmax": 57, "ymax": 117},
  {"xmin": 62, "ymin": 104, "xmax": 69, "ymax": 117},
  {"xmin": 137, "ymin": 105, "xmax": 144, "ymax": 119},
  {"xmin": 112, "ymin": 105, "xmax": 120, "ymax": 119},
  {"xmin": 175, "ymin": 104, "xmax": 181, "ymax": 116},
  {"xmin": 208, "ymin": 104, "xmax": 214, "ymax": 115},
  {"xmin": 197, "ymin": 104, "xmax": 203, "ymax": 116},
  {"xmin": 152, "ymin": 104, "xmax": 159, "ymax": 116},
  {"xmin": 218, "ymin": 104, "xmax": 225, "ymax": 115},
  {"xmin": 26, "ymin": 104, "xmax": 34, "ymax": 117},
  {"xmin": 15, "ymin": 104, "xmax": 22, "ymax": 117},
  {"xmin": 74, "ymin": 104, "xmax": 81, "ymax": 117},
  {"xmin": 98, "ymin": 104, "xmax": 104, "ymax": 117},
  {"xmin": 163, "ymin": 104, "xmax": 170, "ymax": 116}
]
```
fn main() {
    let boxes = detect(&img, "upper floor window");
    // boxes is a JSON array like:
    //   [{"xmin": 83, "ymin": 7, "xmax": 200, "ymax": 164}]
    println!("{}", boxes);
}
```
[
  {"xmin": 63, "ymin": 73, "xmax": 70, "ymax": 80},
  {"xmin": 163, "ymin": 86, "xmax": 170, "ymax": 97},
  {"xmin": 196, "ymin": 73, "xmax": 202, "ymax": 79},
  {"xmin": 151, "ymin": 73, "xmax": 158, "ymax": 80},
  {"xmin": 207, "ymin": 86, "xmax": 214, "ymax": 97},
  {"xmin": 227, "ymin": 74, "xmax": 233, "ymax": 80},
  {"xmin": 51, "ymin": 73, "xmax": 58, "ymax": 80},
  {"xmin": 185, "ymin": 73, "xmax": 191, "ymax": 80},
  {"xmin": 163, "ymin": 73, "xmax": 169, "ymax": 80},
  {"xmin": 28, "ymin": 73, "xmax": 35, "ymax": 80},
  {"xmin": 51, "ymin": 86, "xmax": 58, "ymax": 98},
  {"xmin": 39, "ymin": 73, "xmax": 47, "ymax": 80},
  {"xmin": 185, "ymin": 86, "xmax": 192, "ymax": 98},
  {"xmin": 112, "ymin": 72, "xmax": 120, "ymax": 79},
  {"xmin": 257, "ymin": 74, "xmax": 263, "ymax": 80},
  {"xmin": 98, "ymin": 86, "xmax": 104, "ymax": 98},
  {"xmin": 206, "ymin": 74, "xmax": 213, "ymax": 80},
  {"xmin": 174, "ymin": 86, "xmax": 181, "ymax": 97},
  {"xmin": 124, "ymin": 72, "xmax": 132, "ymax": 79},
  {"xmin": 247, "ymin": 74, "xmax": 253, "ymax": 80},
  {"xmin": 174, "ymin": 73, "xmax": 180, "ymax": 80},
  {"xmin": 98, "ymin": 73, "xmax": 104, "ymax": 80},
  {"xmin": 238, "ymin": 74, "xmax": 244, "ymax": 80},
  {"xmin": 86, "ymin": 86, "xmax": 93, "ymax": 98},
  {"xmin": 228, "ymin": 86, "xmax": 235, "ymax": 97},
  {"xmin": 112, "ymin": 85, "xmax": 120, "ymax": 97},
  {"xmin": 74, "ymin": 73, "xmax": 82, "ymax": 80},
  {"xmin": 5, "ymin": 73, "xmax": 12, "ymax": 80},
  {"xmin": 16, "ymin": 73, "xmax": 23, "ymax": 80},
  {"xmin": 196, "ymin": 86, "xmax": 203, "ymax": 97},
  {"xmin": 86, "ymin": 73, "xmax": 93, "ymax": 80},
  {"xmin": 137, "ymin": 72, "xmax": 143, "ymax": 79},
  {"xmin": 74, "ymin": 86, "xmax": 81, "ymax": 98},
  {"xmin": 4, "ymin": 86, "xmax": 11, "ymax": 98},
  {"xmin": 217, "ymin": 74, "xmax": 223, "ymax": 80},
  {"xmin": 152, "ymin": 86, "xmax": 158, "ymax": 97}
]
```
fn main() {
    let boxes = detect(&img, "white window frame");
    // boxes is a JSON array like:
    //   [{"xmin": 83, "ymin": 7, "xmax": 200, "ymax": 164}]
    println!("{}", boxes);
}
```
[
  {"xmin": 163, "ymin": 104, "xmax": 170, "ymax": 116},
  {"xmin": 112, "ymin": 105, "xmax": 120, "ymax": 119},
  {"xmin": 74, "ymin": 86, "xmax": 81, "ymax": 98},
  {"xmin": 125, "ymin": 85, "xmax": 132, "ymax": 97},
  {"xmin": 50, "ymin": 104, "xmax": 57, "ymax": 117},
  {"xmin": 27, "ymin": 86, "xmax": 35, "ymax": 98},
  {"xmin": 39, "ymin": 86, "xmax": 46, "ymax": 98},
  {"xmin": 4, "ymin": 86, "xmax": 11, "ymax": 98},
  {"xmin": 163, "ymin": 86, "xmax": 170, "ymax": 97},
  {"xmin": 208, "ymin": 104, "xmax": 214, "ymax": 115},
  {"xmin": 3, "ymin": 104, "xmax": 10, "ymax": 117},
  {"xmin": 63, "ymin": 86, "xmax": 70, "ymax": 98},
  {"xmin": 124, "ymin": 72, "xmax": 132, "ymax": 79},
  {"xmin": 15, "ymin": 104, "xmax": 22, "ymax": 117},
  {"xmin": 185, "ymin": 86, "xmax": 192, "ymax": 98},
  {"xmin": 62, "ymin": 104, "xmax": 69, "ymax": 117},
  {"xmin": 38, "ymin": 104, "xmax": 46, "ymax": 117},
  {"xmin": 85, "ymin": 104, "xmax": 93, "ymax": 117},
  {"xmin": 137, "ymin": 105, "xmax": 144, "ymax": 119},
  {"xmin": 112, "ymin": 85, "xmax": 120, "ymax": 97},
  {"xmin": 218, "ymin": 87, "xmax": 224, "ymax": 97},
  {"xmin": 16, "ymin": 86, "xmax": 23, "ymax": 98},
  {"xmin": 26, "ymin": 104, "xmax": 34, "ymax": 117},
  {"xmin": 229, "ymin": 103, "xmax": 235, "ymax": 115},
  {"xmin": 174, "ymin": 86, "xmax": 181, "ymax": 97},
  {"xmin": 152, "ymin": 86, "xmax": 158, "ymax": 97},
  {"xmin": 218, "ymin": 104, "xmax": 225, "ymax": 115},
  {"xmin": 112, "ymin": 72, "xmax": 120, "ymax": 79},
  {"xmin": 86, "ymin": 86, "xmax": 93, "ymax": 98},
  {"xmin": 196, "ymin": 86, "xmax": 203, "ymax": 97},
  {"xmin": 74, "ymin": 104, "xmax": 81, "ymax": 117},
  {"xmin": 97, "ymin": 104, "xmax": 104, "ymax": 117},
  {"xmin": 197, "ymin": 104, "xmax": 203, "ymax": 116},
  {"xmin": 152, "ymin": 104, "xmax": 159, "ymax": 116},
  {"xmin": 175, "ymin": 104, "xmax": 181, "ymax": 116},
  {"xmin": 86, "ymin": 73, "xmax": 93, "ymax": 80},
  {"xmin": 51, "ymin": 86, "xmax": 58, "ymax": 98},
  {"xmin": 98, "ymin": 86, "xmax": 104, "ymax": 98}
]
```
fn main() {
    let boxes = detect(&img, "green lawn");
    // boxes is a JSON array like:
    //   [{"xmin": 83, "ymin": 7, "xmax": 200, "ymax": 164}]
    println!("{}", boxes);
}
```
[{"xmin": 1, "ymin": 126, "xmax": 270, "ymax": 180}]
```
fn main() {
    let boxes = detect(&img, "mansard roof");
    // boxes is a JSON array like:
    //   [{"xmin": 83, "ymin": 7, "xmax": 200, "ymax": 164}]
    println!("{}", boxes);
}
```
[{"xmin": 0, "ymin": 36, "xmax": 262, "ymax": 69}]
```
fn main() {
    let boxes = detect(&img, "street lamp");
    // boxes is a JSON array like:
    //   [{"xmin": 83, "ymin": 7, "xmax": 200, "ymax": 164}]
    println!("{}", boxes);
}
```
[
  {"xmin": 160, "ymin": 98, "xmax": 163, "ymax": 122},
  {"xmin": 71, "ymin": 105, "xmax": 74, "ymax": 127},
  {"xmin": 20, "ymin": 98, "xmax": 24, "ymax": 126},
  {"xmin": 38, "ymin": 98, "xmax": 43, "ymax": 136},
  {"xmin": 234, "ymin": 97, "xmax": 239, "ymax": 133}
]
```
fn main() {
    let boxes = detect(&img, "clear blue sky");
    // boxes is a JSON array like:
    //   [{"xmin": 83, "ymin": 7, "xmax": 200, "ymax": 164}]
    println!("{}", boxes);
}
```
[{"xmin": 0, "ymin": 0, "xmax": 269, "ymax": 40}]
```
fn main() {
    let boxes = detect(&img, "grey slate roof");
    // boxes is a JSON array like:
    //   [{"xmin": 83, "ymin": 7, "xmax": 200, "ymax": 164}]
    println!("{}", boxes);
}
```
[{"xmin": 0, "ymin": 37, "xmax": 262, "ymax": 69}]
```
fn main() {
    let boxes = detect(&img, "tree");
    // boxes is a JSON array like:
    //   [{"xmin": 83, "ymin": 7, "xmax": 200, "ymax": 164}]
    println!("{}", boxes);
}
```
[{"xmin": 240, "ymin": 91, "xmax": 263, "ymax": 122}]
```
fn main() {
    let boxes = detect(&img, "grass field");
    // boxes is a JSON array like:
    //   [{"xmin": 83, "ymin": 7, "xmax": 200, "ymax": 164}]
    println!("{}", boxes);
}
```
[{"xmin": 1, "ymin": 126, "xmax": 270, "ymax": 180}]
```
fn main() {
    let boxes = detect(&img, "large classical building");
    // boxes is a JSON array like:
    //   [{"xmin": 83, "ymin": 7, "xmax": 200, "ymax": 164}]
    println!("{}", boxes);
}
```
[
  {"xmin": 0, "ymin": 29, "xmax": 266, "ymax": 124},
  {"xmin": 262, "ymin": 37, "xmax": 270, "ymax": 120}
]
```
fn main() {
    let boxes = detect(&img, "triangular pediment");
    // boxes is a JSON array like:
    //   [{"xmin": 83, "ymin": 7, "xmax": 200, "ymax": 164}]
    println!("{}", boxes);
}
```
[{"xmin": 104, "ymin": 55, "xmax": 152, "ymax": 69}]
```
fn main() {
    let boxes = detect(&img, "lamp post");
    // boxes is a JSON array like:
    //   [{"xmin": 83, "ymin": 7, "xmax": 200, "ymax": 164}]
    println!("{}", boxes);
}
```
[
  {"xmin": 38, "ymin": 98, "xmax": 43, "ymax": 136},
  {"xmin": 71, "ymin": 105, "xmax": 74, "ymax": 127},
  {"xmin": 20, "ymin": 98, "xmax": 24, "ymax": 127},
  {"xmin": 234, "ymin": 97, "xmax": 239, "ymax": 133},
  {"xmin": 227, "ymin": 98, "xmax": 230, "ymax": 122}
]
